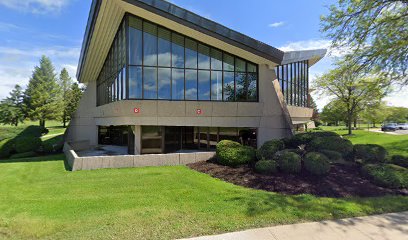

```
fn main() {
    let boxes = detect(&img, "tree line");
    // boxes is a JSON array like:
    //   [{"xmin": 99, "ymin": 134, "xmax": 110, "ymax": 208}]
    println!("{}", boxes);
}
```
[{"xmin": 0, "ymin": 56, "xmax": 83, "ymax": 128}]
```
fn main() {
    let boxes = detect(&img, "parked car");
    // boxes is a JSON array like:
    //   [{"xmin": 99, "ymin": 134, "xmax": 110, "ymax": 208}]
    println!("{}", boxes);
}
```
[
  {"xmin": 397, "ymin": 123, "xmax": 408, "ymax": 130},
  {"xmin": 381, "ymin": 123, "xmax": 398, "ymax": 132}
]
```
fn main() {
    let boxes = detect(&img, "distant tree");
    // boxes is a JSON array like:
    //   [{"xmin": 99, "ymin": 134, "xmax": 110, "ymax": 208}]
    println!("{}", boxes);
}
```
[
  {"xmin": 385, "ymin": 107, "xmax": 408, "ymax": 123},
  {"xmin": 320, "ymin": 100, "xmax": 347, "ymax": 126},
  {"xmin": 321, "ymin": 0, "xmax": 408, "ymax": 86},
  {"xmin": 24, "ymin": 56, "xmax": 62, "ymax": 128},
  {"xmin": 65, "ymin": 82, "xmax": 83, "ymax": 127},
  {"xmin": 0, "ymin": 85, "xmax": 25, "ymax": 126},
  {"xmin": 59, "ymin": 68, "xmax": 74, "ymax": 128},
  {"xmin": 314, "ymin": 60, "xmax": 387, "ymax": 135},
  {"xmin": 361, "ymin": 101, "xmax": 388, "ymax": 127},
  {"xmin": 309, "ymin": 97, "xmax": 321, "ymax": 126}
]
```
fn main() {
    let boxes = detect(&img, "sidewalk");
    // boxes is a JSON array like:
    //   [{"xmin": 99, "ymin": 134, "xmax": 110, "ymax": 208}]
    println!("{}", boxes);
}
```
[{"xmin": 184, "ymin": 212, "xmax": 408, "ymax": 240}]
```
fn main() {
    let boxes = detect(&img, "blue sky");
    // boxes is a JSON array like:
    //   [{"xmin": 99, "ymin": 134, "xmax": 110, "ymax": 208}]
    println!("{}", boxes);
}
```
[{"xmin": 0, "ymin": 0, "xmax": 406, "ymax": 109}]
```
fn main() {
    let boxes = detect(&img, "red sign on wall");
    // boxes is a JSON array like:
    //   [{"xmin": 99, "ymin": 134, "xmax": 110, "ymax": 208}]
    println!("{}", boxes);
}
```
[
  {"xmin": 196, "ymin": 109, "xmax": 202, "ymax": 115},
  {"xmin": 134, "ymin": 108, "xmax": 140, "ymax": 114}
]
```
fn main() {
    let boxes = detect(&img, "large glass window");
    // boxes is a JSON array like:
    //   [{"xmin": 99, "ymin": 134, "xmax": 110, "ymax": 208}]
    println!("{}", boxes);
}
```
[
  {"xmin": 275, "ymin": 60, "xmax": 309, "ymax": 107},
  {"xmin": 97, "ymin": 15, "xmax": 259, "ymax": 106}
]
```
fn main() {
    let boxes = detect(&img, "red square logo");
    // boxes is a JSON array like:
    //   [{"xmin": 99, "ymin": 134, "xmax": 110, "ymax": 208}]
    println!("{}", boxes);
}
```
[
  {"xmin": 134, "ymin": 108, "xmax": 140, "ymax": 114},
  {"xmin": 196, "ymin": 109, "xmax": 202, "ymax": 115}
]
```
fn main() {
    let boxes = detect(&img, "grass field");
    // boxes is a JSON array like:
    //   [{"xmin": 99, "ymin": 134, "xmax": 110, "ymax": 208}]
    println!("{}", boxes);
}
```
[
  {"xmin": 0, "ymin": 154, "xmax": 407, "ymax": 240},
  {"xmin": 320, "ymin": 126, "xmax": 408, "ymax": 157}
]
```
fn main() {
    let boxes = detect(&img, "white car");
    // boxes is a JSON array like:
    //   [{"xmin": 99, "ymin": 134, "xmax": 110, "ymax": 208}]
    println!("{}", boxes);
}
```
[{"xmin": 397, "ymin": 123, "xmax": 408, "ymax": 130}]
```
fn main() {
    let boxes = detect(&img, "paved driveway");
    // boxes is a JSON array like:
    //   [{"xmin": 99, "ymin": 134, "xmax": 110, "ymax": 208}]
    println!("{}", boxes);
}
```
[{"xmin": 369, "ymin": 129, "xmax": 408, "ymax": 135}]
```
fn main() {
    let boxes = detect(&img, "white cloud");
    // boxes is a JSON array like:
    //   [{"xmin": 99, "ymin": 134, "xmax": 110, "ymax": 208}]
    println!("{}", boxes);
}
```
[
  {"xmin": 0, "ymin": 21, "xmax": 22, "ymax": 31},
  {"xmin": 268, "ymin": 22, "xmax": 285, "ymax": 28},
  {"xmin": 0, "ymin": 46, "xmax": 80, "ymax": 59},
  {"xmin": 0, "ymin": 0, "xmax": 72, "ymax": 14}
]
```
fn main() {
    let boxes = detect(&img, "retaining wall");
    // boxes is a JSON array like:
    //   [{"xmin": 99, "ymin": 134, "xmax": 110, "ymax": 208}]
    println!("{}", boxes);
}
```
[{"xmin": 63, "ymin": 143, "xmax": 215, "ymax": 171}]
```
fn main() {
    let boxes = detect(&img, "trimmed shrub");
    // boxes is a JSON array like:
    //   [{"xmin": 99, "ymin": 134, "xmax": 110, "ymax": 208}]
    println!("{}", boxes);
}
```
[
  {"xmin": 0, "ymin": 139, "xmax": 15, "ymax": 159},
  {"xmin": 308, "ymin": 136, "xmax": 353, "ymax": 160},
  {"xmin": 354, "ymin": 144, "xmax": 387, "ymax": 164},
  {"xmin": 274, "ymin": 151, "xmax": 301, "ymax": 174},
  {"xmin": 10, "ymin": 151, "xmax": 37, "ymax": 159},
  {"xmin": 284, "ymin": 131, "xmax": 340, "ymax": 148},
  {"xmin": 256, "ymin": 140, "xmax": 285, "ymax": 160},
  {"xmin": 318, "ymin": 149, "xmax": 343, "ymax": 163},
  {"xmin": 14, "ymin": 137, "xmax": 42, "ymax": 154},
  {"xmin": 41, "ymin": 135, "xmax": 64, "ymax": 154},
  {"xmin": 390, "ymin": 155, "xmax": 408, "ymax": 168},
  {"xmin": 255, "ymin": 160, "xmax": 278, "ymax": 175},
  {"xmin": 216, "ymin": 140, "xmax": 256, "ymax": 167},
  {"xmin": 362, "ymin": 164, "xmax": 408, "ymax": 189},
  {"xmin": 304, "ymin": 152, "xmax": 331, "ymax": 176}
]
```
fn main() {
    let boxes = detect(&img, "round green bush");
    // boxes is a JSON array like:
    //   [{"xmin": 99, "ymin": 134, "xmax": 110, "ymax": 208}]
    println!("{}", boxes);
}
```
[
  {"xmin": 284, "ymin": 131, "xmax": 340, "ymax": 148},
  {"xmin": 14, "ymin": 136, "xmax": 42, "ymax": 154},
  {"xmin": 216, "ymin": 140, "xmax": 256, "ymax": 167},
  {"xmin": 0, "ymin": 139, "xmax": 15, "ymax": 159},
  {"xmin": 256, "ymin": 140, "xmax": 285, "ymax": 160},
  {"xmin": 354, "ymin": 144, "xmax": 387, "ymax": 164},
  {"xmin": 318, "ymin": 149, "xmax": 343, "ymax": 163},
  {"xmin": 390, "ymin": 155, "xmax": 408, "ymax": 168},
  {"xmin": 304, "ymin": 152, "xmax": 331, "ymax": 176},
  {"xmin": 308, "ymin": 136, "xmax": 353, "ymax": 160},
  {"xmin": 362, "ymin": 164, "xmax": 408, "ymax": 189},
  {"xmin": 254, "ymin": 160, "xmax": 278, "ymax": 175},
  {"xmin": 274, "ymin": 151, "xmax": 301, "ymax": 174}
]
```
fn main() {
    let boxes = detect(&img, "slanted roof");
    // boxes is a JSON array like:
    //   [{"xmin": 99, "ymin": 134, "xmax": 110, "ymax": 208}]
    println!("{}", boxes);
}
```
[{"xmin": 77, "ymin": 0, "xmax": 326, "ymax": 82}]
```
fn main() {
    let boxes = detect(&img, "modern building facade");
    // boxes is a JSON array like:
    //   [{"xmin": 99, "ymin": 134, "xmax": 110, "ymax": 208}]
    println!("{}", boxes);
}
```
[{"xmin": 66, "ymin": 0, "xmax": 326, "ymax": 155}]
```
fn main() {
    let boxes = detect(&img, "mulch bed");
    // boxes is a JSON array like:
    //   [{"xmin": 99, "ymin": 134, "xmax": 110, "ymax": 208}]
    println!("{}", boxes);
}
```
[{"xmin": 187, "ymin": 161, "xmax": 408, "ymax": 198}]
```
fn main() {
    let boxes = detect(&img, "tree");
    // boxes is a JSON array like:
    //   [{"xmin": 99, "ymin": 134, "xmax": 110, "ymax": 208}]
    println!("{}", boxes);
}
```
[
  {"xmin": 361, "ymin": 101, "xmax": 388, "ymax": 127},
  {"xmin": 59, "ymin": 68, "xmax": 74, "ymax": 128},
  {"xmin": 24, "ymin": 56, "xmax": 62, "ymax": 128},
  {"xmin": 314, "ymin": 60, "xmax": 387, "ymax": 135},
  {"xmin": 320, "ymin": 100, "xmax": 347, "ymax": 126},
  {"xmin": 0, "ymin": 85, "xmax": 25, "ymax": 126},
  {"xmin": 321, "ymin": 0, "xmax": 408, "ymax": 85},
  {"xmin": 309, "ymin": 97, "xmax": 321, "ymax": 126},
  {"xmin": 385, "ymin": 107, "xmax": 408, "ymax": 123},
  {"xmin": 65, "ymin": 82, "xmax": 83, "ymax": 126}
]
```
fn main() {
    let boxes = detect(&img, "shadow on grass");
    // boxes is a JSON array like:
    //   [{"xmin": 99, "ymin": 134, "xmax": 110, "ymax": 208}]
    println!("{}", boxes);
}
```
[
  {"xmin": 383, "ymin": 139, "xmax": 408, "ymax": 156},
  {"xmin": 0, "ymin": 154, "xmax": 71, "ymax": 171}
]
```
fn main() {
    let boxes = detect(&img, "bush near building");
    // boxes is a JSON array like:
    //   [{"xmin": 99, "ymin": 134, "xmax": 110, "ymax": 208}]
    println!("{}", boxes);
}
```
[
  {"xmin": 274, "ymin": 151, "xmax": 302, "ymax": 174},
  {"xmin": 216, "ymin": 140, "xmax": 256, "ymax": 167},
  {"xmin": 390, "ymin": 155, "xmax": 408, "ymax": 168},
  {"xmin": 354, "ymin": 144, "xmax": 387, "ymax": 164},
  {"xmin": 256, "ymin": 139, "xmax": 285, "ymax": 160},
  {"xmin": 307, "ymin": 136, "xmax": 353, "ymax": 160},
  {"xmin": 254, "ymin": 160, "xmax": 278, "ymax": 175},
  {"xmin": 304, "ymin": 152, "xmax": 331, "ymax": 176}
]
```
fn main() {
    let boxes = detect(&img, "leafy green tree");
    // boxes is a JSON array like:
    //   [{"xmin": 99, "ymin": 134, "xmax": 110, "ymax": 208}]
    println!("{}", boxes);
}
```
[
  {"xmin": 361, "ymin": 101, "xmax": 388, "ymax": 127},
  {"xmin": 314, "ymin": 60, "xmax": 387, "ymax": 135},
  {"xmin": 65, "ymin": 82, "xmax": 83, "ymax": 127},
  {"xmin": 321, "ymin": 0, "xmax": 408, "ymax": 85},
  {"xmin": 0, "ymin": 85, "xmax": 25, "ymax": 126},
  {"xmin": 320, "ymin": 99, "xmax": 347, "ymax": 126},
  {"xmin": 59, "ymin": 68, "xmax": 74, "ymax": 128},
  {"xmin": 385, "ymin": 107, "xmax": 408, "ymax": 123},
  {"xmin": 309, "ymin": 97, "xmax": 321, "ymax": 126},
  {"xmin": 24, "ymin": 56, "xmax": 62, "ymax": 127}
]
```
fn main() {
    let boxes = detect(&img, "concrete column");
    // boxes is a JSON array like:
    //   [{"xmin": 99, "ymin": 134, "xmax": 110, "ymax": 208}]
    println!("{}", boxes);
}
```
[{"xmin": 134, "ymin": 125, "xmax": 141, "ymax": 155}]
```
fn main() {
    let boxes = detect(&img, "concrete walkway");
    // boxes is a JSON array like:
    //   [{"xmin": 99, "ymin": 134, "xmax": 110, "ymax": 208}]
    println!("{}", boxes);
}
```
[{"xmin": 184, "ymin": 212, "xmax": 408, "ymax": 240}]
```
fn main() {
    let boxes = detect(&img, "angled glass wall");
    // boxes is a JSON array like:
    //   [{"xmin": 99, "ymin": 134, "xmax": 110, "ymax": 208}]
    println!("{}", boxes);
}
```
[
  {"xmin": 97, "ymin": 14, "xmax": 259, "ymax": 106},
  {"xmin": 275, "ymin": 60, "xmax": 309, "ymax": 107}
]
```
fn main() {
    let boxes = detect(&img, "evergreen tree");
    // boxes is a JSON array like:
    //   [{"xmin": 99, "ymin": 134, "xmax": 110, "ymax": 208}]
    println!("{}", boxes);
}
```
[
  {"xmin": 59, "ymin": 68, "xmax": 74, "ymax": 128},
  {"xmin": 65, "ymin": 82, "xmax": 83, "ymax": 127},
  {"xmin": 24, "ymin": 56, "xmax": 62, "ymax": 127},
  {"xmin": 0, "ymin": 85, "xmax": 25, "ymax": 126}
]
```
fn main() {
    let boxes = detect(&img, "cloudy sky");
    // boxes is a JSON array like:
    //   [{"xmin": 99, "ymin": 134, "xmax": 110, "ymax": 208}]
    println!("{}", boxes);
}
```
[{"xmin": 0, "ymin": 0, "xmax": 406, "ymax": 109}]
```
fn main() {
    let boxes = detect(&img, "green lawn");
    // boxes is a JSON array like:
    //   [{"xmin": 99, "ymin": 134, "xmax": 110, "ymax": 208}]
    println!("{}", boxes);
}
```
[
  {"xmin": 0, "ymin": 155, "xmax": 407, "ymax": 240},
  {"xmin": 320, "ymin": 127, "xmax": 408, "ymax": 157}
]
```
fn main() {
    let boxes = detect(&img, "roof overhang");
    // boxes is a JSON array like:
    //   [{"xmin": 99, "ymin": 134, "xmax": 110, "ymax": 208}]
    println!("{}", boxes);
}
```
[{"xmin": 77, "ymin": 0, "xmax": 326, "ymax": 83}]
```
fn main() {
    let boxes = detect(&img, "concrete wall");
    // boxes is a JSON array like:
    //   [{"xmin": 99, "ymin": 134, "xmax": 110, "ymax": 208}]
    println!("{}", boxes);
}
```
[{"xmin": 64, "ymin": 142, "xmax": 215, "ymax": 171}]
